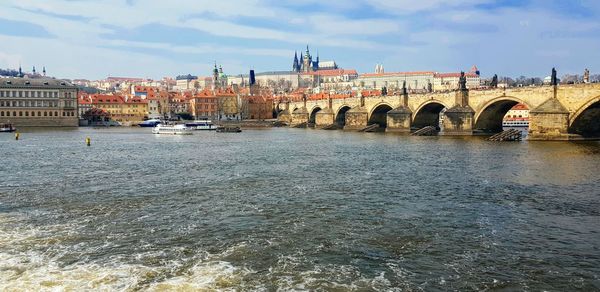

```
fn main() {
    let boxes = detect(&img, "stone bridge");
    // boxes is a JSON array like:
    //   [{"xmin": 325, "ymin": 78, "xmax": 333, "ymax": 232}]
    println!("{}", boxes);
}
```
[{"xmin": 277, "ymin": 83, "xmax": 600, "ymax": 140}]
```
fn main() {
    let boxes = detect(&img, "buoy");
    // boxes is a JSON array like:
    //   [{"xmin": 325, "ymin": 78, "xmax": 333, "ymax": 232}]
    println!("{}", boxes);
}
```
[
  {"xmin": 86, "ymin": 137, "xmax": 91, "ymax": 146},
  {"xmin": 15, "ymin": 132, "xmax": 19, "ymax": 140}
]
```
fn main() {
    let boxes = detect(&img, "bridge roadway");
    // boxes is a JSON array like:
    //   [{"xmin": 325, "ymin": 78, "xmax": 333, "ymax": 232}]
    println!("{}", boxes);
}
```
[{"xmin": 277, "ymin": 83, "xmax": 600, "ymax": 140}]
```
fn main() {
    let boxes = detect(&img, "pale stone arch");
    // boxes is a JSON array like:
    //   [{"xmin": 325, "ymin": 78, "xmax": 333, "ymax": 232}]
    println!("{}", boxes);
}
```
[
  {"xmin": 569, "ymin": 95, "xmax": 600, "ymax": 127},
  {"xmin": 412, "ymin": 99, "xmax": 450, "ymax": 129},
  {"xmin": 309, "ymin": 106, "xmax": 323, "ymax": 124},
  {"xmin": 568, "ymin": 95, "xmax": 600, "ymax": 137},
  {"xmin": 367, "ymin": 102, "xmax": 395, "ymax": 119},
  {"xmin": 413, "ymin": 99, "xmax": 452, "ymax": 116},
  {"xmin": 473, "ymin": 96, "xmax": 532, "ymax": 126},
  {"xmin": 334, "ymin": 104, "xmax": 353, "ymax": 127},
  {"xmin": 367, "ymin": 102, "xmax": 394, "ymax": 127}
]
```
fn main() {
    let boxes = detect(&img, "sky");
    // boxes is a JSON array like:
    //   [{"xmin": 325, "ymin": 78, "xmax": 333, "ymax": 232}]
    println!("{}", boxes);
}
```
[{"xmin": 0, "ymin": 0, "xmax": 598, "ymax": 80}]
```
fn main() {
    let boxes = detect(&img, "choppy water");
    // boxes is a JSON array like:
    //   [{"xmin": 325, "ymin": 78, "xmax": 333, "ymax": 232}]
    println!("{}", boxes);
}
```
[{"xmin": 1, "ymin": 127, "xmax": 599, "ymax": 291}]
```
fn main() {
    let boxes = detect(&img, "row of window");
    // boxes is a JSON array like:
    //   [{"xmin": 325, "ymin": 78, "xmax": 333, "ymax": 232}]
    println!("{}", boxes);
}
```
[
  {"xmin": 0, "ymin": 100, "xmax": 59, "ymax": 107},
  {"xmin": 0, "ymin": 90, "xmax": 75, "ymax": 98},
  {"xmin": 0, "ymin": 111, "xmax": 75, "ymax": 117},
  {"xmin": 197, "ymin": 105, "xmax": 216, "ymax": 110}
]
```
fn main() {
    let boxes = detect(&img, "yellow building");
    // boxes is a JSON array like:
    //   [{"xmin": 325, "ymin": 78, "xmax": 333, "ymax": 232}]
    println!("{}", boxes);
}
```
[{"xmin": 90, "ymin": 94, "xmax": 148, "ymax": 125}]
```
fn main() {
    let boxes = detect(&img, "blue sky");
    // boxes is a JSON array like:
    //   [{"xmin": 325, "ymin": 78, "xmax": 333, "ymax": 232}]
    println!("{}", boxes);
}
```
[{"xmin": 0, "ymin": 0, "xmax": 598, "ymax": 80}]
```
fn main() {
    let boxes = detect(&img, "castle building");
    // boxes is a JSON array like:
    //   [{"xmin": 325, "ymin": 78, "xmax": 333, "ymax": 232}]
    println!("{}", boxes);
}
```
[{"xmin": 292, "ymin": 45, "xmax": 324, "ymax": 73}]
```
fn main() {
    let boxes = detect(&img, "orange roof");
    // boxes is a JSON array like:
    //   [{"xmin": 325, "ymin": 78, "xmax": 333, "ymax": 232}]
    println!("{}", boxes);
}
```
[
  {"xmin": 361, "ymin": 71, "xmax": 435, "ymax": 78},
  {"xmin": 511, "ymin": 103, "xmax": 529, "ymax": 110}
]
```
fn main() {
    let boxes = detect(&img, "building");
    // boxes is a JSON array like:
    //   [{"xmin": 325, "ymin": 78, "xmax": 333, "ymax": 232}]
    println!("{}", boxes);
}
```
[
  {"xmin": 304, "ymin": 69, "xmax": 359, "ymax": 90},
  {"xmin": 504, "ymin": 103, "xmax": 529, "ymax": 119},
  {"xmin": 189, "ymin": 89, "xmax": 219, "ymax": 120},
  {"xmin": 355, "ymin": 71, "xmax": 436, "ymax": 91},
  {"xmin": 78, "ymin": 92, "xmax": 92, "ymax": 118},
  {"xmin": 175, "ymin": 74, "xmax": 199, "ymax": 91},
  {"xmin": 229, "ymin": 71, "xmax": 301, "ymax": 90},
  {"xmin": 0, "ymin": 77, "xmax": 78, "ymax": 127},
  {"xmin": 89, "ymin": 94, "xmax": 148, "ymax": 125},
  {"xmin": 433, "ymin": 72, "xmax": 481, "ymax": 91}
]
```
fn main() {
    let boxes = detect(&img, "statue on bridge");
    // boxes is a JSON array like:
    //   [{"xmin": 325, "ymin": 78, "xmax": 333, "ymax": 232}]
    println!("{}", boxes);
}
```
[
  {"xmin": 551, "ymin": 67, "xmax": 558, "ymax": 86},
  {"xmin": 584, "ymin": 68, "xmax": 590, "ymax": 84},
  {"xmin": 459, "ymin": 71, "xmax": 467, "ymax": 90},
  {"xmin": 491, "ymin": 74, "xmax": 498, "ymax": 88}
]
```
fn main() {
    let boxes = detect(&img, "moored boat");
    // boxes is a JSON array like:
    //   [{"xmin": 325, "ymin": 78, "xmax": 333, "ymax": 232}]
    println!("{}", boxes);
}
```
[
  {"xmin": 185, "ymin": 120, "xmax": 217, "ymax": 131},
  {"xmin": 152, "ymin": 124, "xmax": 193, "ymax": 135},
  {"xmin": 0, "ymin": 123, "xmax": 16, "ymax": 133},
  {"xmin": 216, "ymin": 125, "xmax": 242, "ymax": 133},
  {"xmin": 139, "ymin": 118, "xmax": 162, "ymax": 127}
]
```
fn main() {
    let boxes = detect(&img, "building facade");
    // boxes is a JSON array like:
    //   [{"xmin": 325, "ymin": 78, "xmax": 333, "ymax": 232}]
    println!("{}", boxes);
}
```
[
  {"xmin": 355, "ymin": 71, "xmax": 436, "ymax": 91},
  {"xmin": 0, "ymin": 77, "xmax": 78, "ymax": 127}
]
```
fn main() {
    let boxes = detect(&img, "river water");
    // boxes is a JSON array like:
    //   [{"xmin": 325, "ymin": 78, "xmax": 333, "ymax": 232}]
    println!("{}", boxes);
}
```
[{"xmin": 1, "ymin": 127, "xmax": 599, "ymax": 291}]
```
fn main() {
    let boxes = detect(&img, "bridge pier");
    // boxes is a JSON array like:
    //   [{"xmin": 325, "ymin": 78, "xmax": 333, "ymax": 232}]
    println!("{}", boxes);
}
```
[
  {"xmin": 386, "ymin": 87, "xmax": 412, "ymax": 133},
  {"xmin": 291, "ymin": 107, "xmax": 309, "ymax": 127},
  {"xmin": 441, "ymin": 76, "xmax": 474, "ymax": 135},
  {"xmin": 277, "ymin": 102, "xmax": 292, "ymax": 124},
  {"xmin": 315, "ymin": 108, "xmax": 335, "ymax": 128},
  {"xmin": 441, "ymin": 107, "xmax": 475, "ymax": 135},
  {"xmin": 344, "ymin": 107, "xmax": 369, "ymax": 130},
  {"xmin": 528, "ymin": 97, "xmax": 574, "ymax": 140}
]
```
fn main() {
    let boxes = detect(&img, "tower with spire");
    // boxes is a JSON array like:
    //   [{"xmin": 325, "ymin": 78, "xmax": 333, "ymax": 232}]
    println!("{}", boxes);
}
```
[
  {"xmin": 18, "ymin": 63, "xmax": 23, "ymax": 78},
  {"xmin": 43, "ymin": 66, "xmax": 46, "ymax": 77},
  {"xmin": 212, "ymin": 62, "xmax": 219, "ymax": 91},
  {"xmin": 292, "ymin": 51, "xmax": 300, "ymax": 72}
]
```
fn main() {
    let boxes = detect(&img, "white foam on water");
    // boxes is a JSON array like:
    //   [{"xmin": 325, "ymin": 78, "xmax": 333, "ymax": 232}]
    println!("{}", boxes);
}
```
[{"xmin": 0, "ymin": 213, "xmax": 253, "ymax": 291}]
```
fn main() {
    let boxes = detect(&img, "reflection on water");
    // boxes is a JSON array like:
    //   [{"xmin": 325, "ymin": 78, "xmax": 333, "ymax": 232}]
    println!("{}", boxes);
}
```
[{"xmin": 0, "ymin": 128, "xmax": 599, "ymax": 290}]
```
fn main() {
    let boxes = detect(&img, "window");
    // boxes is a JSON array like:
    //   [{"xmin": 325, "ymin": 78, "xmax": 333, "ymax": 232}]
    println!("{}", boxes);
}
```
[
  {"xmin": 25, "ymin": 111, "xmax": 29, "ymax": 117},
  {"xmin": 44, "ymin": 112, "xmax": 47, "ymax": 117},
  {"xmin": 19, "ymin": 111, "xmax": 23, "ymax": 116},
  {"xmin": 38, "ymin": 111, "xmax": 41, "ymax": 117},
  {"xmin": 62, "ymin": 112, "xmax": 65, "ymax": 116},
  {"xmin": 13, "ymin": 111, "xmax": 16, "ymax": 116},
  {"xmin": 0, "ymin": 91, "xmax": 3, "ymax": 97},
  {"xmin": 0, "ymin": 111, "xmax": 3, "ymax": 116},
  {"xmin": 55, "ymin": 111, "xmax": 58, "ymax": 116}
]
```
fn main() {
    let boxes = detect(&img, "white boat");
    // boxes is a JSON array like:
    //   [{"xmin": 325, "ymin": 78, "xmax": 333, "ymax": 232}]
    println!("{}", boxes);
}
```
[
  {"xmin": 152, "ymin": 124, "xmax": 193, "ymax": 135},
  {"xmin": 185, "ymin": 120, "xmax": 217, "ymax": 131},
  {"xmin": 0, "ymin": 123, "xmax": 16, "ymax": 133},
  {"xmin": 502, "ymin": 119, "xmax": 529, "ymax": 127}
]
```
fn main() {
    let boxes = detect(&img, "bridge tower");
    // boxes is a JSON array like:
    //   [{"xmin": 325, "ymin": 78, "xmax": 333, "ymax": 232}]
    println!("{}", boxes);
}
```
[
  {"xmin": 386, "ymin": 81, "xmax": 413, "ymax": 133},
  {"xmin": 441, "ymin": 72, "xmax": 475, "ymax": 135}
]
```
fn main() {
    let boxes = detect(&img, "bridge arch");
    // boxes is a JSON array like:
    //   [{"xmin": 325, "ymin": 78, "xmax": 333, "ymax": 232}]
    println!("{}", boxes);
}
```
[
  {"xmin": 309, "ymin": 106, "xmax": 322, "ymax": 124},
  {"xmin": 474, "ymin": 96, "xmax": 531, "ymax": 133},
  {"xmin": 569, "ymin": 95, "xmax": 600, "ymax": 137},
  {"xmin": 368, "ymin": 102, "xmax": 394, "ymax": 128},
  {"xmin": 335, "ymin": 105, "xmax": 352, "ymax": 127},
  {"xmin": 412, "ymin": 100, "xmax": 450, "ymax": 129}
]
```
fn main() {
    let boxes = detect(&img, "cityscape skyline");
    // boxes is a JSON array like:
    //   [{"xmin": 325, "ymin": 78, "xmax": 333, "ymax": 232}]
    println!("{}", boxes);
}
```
[{"xmin": 0, "ymin": 0, "xmax": 599, "ymax": 80}]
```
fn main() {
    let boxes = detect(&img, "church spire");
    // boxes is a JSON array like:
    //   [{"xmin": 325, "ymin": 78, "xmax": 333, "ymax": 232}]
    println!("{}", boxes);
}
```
[
  {"xmin": 42, "ymin": 66, "xmax": 46, "ymax": 76},
  {"xmin": 32, "ymin": 66, "xmax": 36, "ymax": 74},
  {"xmin": 18, "ymin": 63, "xmax": 23, "ymax": 77},
  {"xmin": 293, "ymin": 51, "xmax": 299, "ymax": 72}
]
